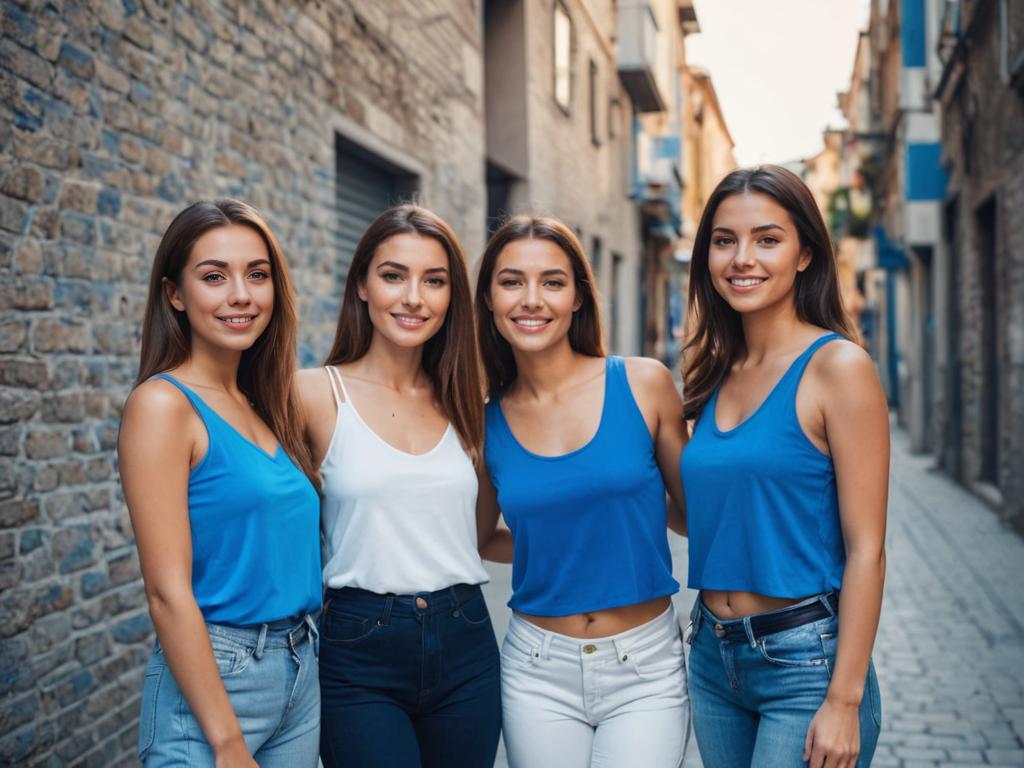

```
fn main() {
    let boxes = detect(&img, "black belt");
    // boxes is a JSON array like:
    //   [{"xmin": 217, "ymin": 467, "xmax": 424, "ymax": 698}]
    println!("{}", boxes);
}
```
[{"xmin": 706, "ymin": 594, "xmax": 838, "ymax": 642}]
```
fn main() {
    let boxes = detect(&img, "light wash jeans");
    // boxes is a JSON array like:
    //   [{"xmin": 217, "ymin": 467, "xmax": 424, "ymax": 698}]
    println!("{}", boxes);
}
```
[
  {"xmin": 687, "ymin": 595, "xmax": 881, "ymax": 767},
  {"xmin": 501, "ymin": 606, "xmax": 690, "ymax": 768},
  {"xmin": 137, "ymin": 615, "xmax": 320, "ymax": 767}
]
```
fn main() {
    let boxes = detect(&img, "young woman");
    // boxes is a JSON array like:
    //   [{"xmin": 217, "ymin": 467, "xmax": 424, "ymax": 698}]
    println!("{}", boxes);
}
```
[
  {"xmin": 680, "ymin": 165, "xmax": 888, "ymax": 768},
  {"xmin": 119, "ymin": 200, "xmax": 321, "ymax": 767},
  {"xmin": 296, "ymin": 205, "xmax": 501, "ymax": 768},
  {"xmin": 475, "ymin": 216, "xmax": 690, "ymax": 768}
]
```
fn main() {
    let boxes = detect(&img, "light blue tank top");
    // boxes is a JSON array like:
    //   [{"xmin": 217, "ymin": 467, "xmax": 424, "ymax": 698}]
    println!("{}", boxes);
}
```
[
  {"xmin": 681, "ymin": 334, "xmax": 845, "ymax": 598},
  {"xmin": 153, "ymin": 374, "xmax": 321, "ymax": 626},
  {"xmin": 485, "ymin": 356, "xmax": 679, "ymax": 617}
]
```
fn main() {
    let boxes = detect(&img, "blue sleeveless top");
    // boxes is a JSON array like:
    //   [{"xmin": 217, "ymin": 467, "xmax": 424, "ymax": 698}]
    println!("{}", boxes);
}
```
[
  {"xmin": 681, "ymin": 334, "xmax": 845, "ymax": 598},
  {"xmin": 485, "ymin": 356, "xmax": 679, "ymax": 616},
  {"xmin": 154, "ymin": 374, "xmax": 321, "ymax": 626}
]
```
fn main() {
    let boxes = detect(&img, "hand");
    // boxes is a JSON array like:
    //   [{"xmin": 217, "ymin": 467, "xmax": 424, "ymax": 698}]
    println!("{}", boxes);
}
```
[
  {"xmin": 214, "ymin": 734, "xmax": 258, "ymax": 768},
  {"xmin": 804, "ymin": 696, "xmax": 860, "ymax": 768}
]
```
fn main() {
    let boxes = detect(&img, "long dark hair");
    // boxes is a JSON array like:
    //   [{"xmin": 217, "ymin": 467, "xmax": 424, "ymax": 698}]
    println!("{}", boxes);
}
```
[
  {"xmin": 682, "ymin": 165, "xmax": 856, "ymax": 420},
  {"xmin": 475, "ymin": 216, "xmax": 605, "ymax": 394},
  {"xmin": 136, "ymin": 199, "xmax": 317, "ymax": 482},
  {"xmin": 324, "ymin": 205, "xmax": 484, "ymax": 465}
]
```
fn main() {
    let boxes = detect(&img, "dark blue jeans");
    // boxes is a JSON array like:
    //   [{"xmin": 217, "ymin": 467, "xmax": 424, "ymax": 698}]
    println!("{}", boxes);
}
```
[{"xmin": 319, "ymin": 583, "xmax": 501, "ymax": 768}]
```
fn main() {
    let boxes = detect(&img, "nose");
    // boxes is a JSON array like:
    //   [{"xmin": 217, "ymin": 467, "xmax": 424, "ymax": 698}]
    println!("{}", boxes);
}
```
[
  {"xmin": 522, "ymin": 280, "xmax": 542, "ymax": 310},
  {"xmin": 228, "ymin": 275, "xmax": 253, "ymax": 305},
  {"xmin": 402, "ymin": 280, "xmax": 423, "ymax": 308},
  {"xmin": 732, "ymin": 239, "xmax": 756, "ymax": 268}
]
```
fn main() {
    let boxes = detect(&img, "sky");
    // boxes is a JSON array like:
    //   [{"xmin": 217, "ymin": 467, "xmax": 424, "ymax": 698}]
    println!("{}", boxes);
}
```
[{"xmin": 685, "ymin": 0, "xmax": 872, "ymax": 166}]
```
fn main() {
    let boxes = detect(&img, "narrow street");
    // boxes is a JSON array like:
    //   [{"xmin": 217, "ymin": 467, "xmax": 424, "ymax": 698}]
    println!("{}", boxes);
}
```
[{"xmin": 481, "ymin": 424, "xmax": 1024, "ymax": 767}]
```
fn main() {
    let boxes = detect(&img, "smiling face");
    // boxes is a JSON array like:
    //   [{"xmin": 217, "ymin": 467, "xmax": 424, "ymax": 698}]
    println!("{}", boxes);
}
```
[
  {"xmin": 487, "ymin": 237, "xmax": 582, "ymax": 355},
  {"xmin": 708, "ymin": 192, "xmax": 811, "ymax": 316},
  {"xmin": 357, "ymin": 233, "xmax": 451, "ymax": 349},
  {"xmin": 164, "ymin": 224, "xmax": 275, "ymax": 356}
]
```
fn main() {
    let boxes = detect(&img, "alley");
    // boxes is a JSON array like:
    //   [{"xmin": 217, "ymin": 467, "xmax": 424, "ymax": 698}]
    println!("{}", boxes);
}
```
[{"xmin": 481, "ymin": 424, "xmax": 1024, "ymax": 767}]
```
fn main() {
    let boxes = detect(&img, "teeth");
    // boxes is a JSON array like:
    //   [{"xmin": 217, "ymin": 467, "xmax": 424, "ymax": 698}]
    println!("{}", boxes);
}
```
[
  {"xmin": 730, "ymin": 278, "xmax": 765, "ymax": 287},
  {"xmin": 515, "ymin": 319, "xmax": 547, "ymax": 327},
  {"xmin": 395, "ymin": 315, "xmax": 425, "ymax": 323},
  {"xmin": 221, "ymin": 316, "xmax": 253, "ymax": 324}
]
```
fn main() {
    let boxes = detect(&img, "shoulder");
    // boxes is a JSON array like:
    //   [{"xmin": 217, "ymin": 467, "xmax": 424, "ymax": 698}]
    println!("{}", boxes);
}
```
[
  {"xmin": 810, "ymin": 338, "xmax": 876, "ymax": 385},
  {"xmin": 622, "ymin": 356, "xmax": 677, "ymax": 395},
  {"xmin": 295, "ymin": 366, "xmax": 339, "ymax": 406},
  {"xmin": 123, "ymin": 377, "xmax": 193, "ymax": 422}
]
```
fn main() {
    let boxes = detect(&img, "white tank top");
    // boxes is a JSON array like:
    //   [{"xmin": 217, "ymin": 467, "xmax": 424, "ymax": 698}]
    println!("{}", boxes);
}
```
[{"xmin": 319, "ymin": 366, "xmax": 490, "ymax": 593}]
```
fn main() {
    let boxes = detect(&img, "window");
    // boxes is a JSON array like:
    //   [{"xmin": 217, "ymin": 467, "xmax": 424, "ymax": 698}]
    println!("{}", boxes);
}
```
[
  {"xmin": 554, "ymin": 3, "xmax": 572, "ymax": 112},
  {"xmin": 589, "ymin": 59, "xmax": 600, "ymax": 145}
]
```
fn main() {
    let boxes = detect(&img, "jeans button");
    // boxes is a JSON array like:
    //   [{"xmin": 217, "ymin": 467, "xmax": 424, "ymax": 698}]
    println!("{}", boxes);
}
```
[
  {"xmin": 416, "ymin": 597, "xmax": 428, "ymax": 609},
  {"xmin": 582, "ymin": 644, "xmax": 597, "ymax": 654},
  {"xmin": 714, "ymin": 623, "xmax": 726, "ymax": 638}
]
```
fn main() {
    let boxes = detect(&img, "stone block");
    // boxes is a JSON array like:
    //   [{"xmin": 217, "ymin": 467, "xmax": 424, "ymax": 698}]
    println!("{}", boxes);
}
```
[
  {"xmin": 19, "ymin": 529, "xmax": 46, "ymax": 555},
  {"xmin": 0, "ymin": 426, "xmax": 22, "ymax": 456},
  {"xmin": 0, "ymin": 358, "xmax": 48, "ymax": 387},
  {"xmin": 31, "ymin": 319, "xmax": 87, "ymax": 354},
  {"xmin": 74, "ymin": 631, "xmax": 110, "ymax": 665},
  {"xmin": 25, "ymin": 429, "xmax": 69, "ymax": 459},
  {"xmin": 0, "ymin": 319, "xmax": 27, "ymax": 353},
  {"xmin": 80, "ymin": 569, "xmax": 109, "ymax": 598},
  {"xmin": 54, "ymin": 524, "xmax": 95, "ymax": 574},
  {"xmin": 57, "ymin": 43, "xmax": 95, "ymax": 80},
  {"xmin": 14, "ymin": 236, "xmax": 43, "ymax": 273},
  {"xmin": 0, "ymin": 194, "xmax": 28, "ymax": 233},
  {"xmin": 0, "ymin": 499, "xmax": 38, "ymax": 528},
  {"xmin": 58, "ymin": 180, "xmax": 99, "ymax": 214},
  {"xmin": 0, "ymin": 165, "xmax": 44, "ymax": 203},
  {"xmin": 110, "ymin": 611, "xmax": 151, "ymax": 644},
  {"xmin": 59, "ymin": 211, "xmax": 97, "ymax": 245}
]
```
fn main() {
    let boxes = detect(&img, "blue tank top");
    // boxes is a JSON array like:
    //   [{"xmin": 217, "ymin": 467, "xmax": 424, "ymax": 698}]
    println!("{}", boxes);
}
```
[
  {"xmin": 485, "ymin": 356, "xmax": 679, "ymax": 617},
  {"xmin": 153, "ymin": 374, "xmax": 321, "ymax": 626},
  {"xmin": 681, "ymin": 334, "xmax": 845, "ymax": 598}
]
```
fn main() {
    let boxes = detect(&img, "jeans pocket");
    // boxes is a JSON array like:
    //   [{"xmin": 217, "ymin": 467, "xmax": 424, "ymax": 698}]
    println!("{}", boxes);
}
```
[
  {"xmin": 322, "ymin": 608, "xmax": 376, "ymax": 644},
  {"xmin": 866, "ymin": 659, "xmax": 882, "ymax": 729},
  {"xmin": 209, "ymin": 633, "xmax": 254, "ymax": 677},
  {"xmin": 456, "ymin": 590, "xmax": 492, "ymax": 627},
  {"xmin": 500, "ymin": 632, "xmax": 540, "ymax": 669},
  {"xmin": 137, "ymin": 666, "xmax": 163, "ymax": 760},
  {"xmin": 628, "ymin": 628, "xmax": 686, "ymax": 680},
  {"xmin": 757, "ymin": 627, "xmax": 831, "ymax": 668}
]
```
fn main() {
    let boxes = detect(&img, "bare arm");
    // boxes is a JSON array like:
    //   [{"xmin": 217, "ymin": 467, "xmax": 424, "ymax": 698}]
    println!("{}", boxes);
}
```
[
  {"xmin": 805, "ymin": 344, "xmax": 889, "ymax": 768},
  {"xmin": 626, "ymin": 358, "xmax": 688, "ymax": 536},
  {"xmin": 476, "ymin": 462, "xmax": 513, "ymax": 563},
  {"xmin": 294, "ymin": 366, "xmax": 337, "ymax": 467},
  {"xmin": 119, "ymin": 381, "xmax": 257, "ymax": 767}
]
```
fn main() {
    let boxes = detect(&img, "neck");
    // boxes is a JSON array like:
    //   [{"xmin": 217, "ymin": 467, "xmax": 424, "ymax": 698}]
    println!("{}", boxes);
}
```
[
  {"xmin": 511, "ymin": 337, "xmax": 587, "ymax": 398},
  {"xmin": 357, "ymin": 332, "xmax": 429, "ymax": 391},
  {"xmin": 739, "ymin": 298, "xmax": 805, "ymax": 363},
  {"xmin": 175, "ymin": 339, "xmax": 244, "ymax": 395}
]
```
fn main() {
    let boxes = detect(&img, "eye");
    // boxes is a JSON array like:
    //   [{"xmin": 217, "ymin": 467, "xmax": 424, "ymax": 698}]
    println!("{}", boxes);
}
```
[
  {"xmin": 425, "ymin": 277, "xmax": 448, "ymax": 287},
  {"xmin": 201, "ymin": 272, "xmax": 226, "ymax": 283},
  {"xmin": 543, "ymin": 279, "xmax": 566, "ymax": 288},
  {"xmin": 712, "ymin": 236, "xmax": 734, "ymax": 247},
  {"xmin": 758, "ymin": 236, "xmax": 779, "ymax": 245},
  {"xmin": 248, "ymin": 269, "xmax": 270, "ymax": 280},
  {"xmin": 498, "ymin": 278, "xmax": 522, "ymax": 288},
  {"xmin": 381, "ymin": 272, "xmax": 403, "ymax": 282}
]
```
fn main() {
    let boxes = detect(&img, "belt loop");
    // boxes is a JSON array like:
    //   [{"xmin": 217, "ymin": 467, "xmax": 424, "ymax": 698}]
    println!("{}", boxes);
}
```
[
  {"xmin": 742, "ymin": 616, "xmax": 757, "ymax": 648},
  {"xmin": 820, "ymin": 592, "xmax": 838, "ymax": 619},
  {"xmin": 690, "ymin": 599, "xmax": 704, "ymax": 638},
  {"xmin": 447, "ymin": 585, "xmax": 461, "ymax": 609},
  {"xmin": 305, "ymin": 614, "xmax": 319, "ymax": 657},
  {"xmin": 254, "ymin": 624, "xmax": 268, "ymax": 659},
  {"xmin": 613, "ymin": 637, "xmax": 630, "ymax": 663},
  {"xmin": 380, "ymin": 596, "xmax": 394, "ymax": 626},
  {"xmin": 540, "ymin": 631, "xmax": 553, "ymax": 661}
]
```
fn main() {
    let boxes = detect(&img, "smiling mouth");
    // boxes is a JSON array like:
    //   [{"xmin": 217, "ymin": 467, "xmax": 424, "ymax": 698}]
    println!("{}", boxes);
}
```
[
  {"xmin": 728, "ymin": 277, "xmax": 767, "ymax": 287},
  {"xmin": 392, "ymin": 314, "xmax": 428, "ymax": 327},
  {"xmin": 217, "ymin": 315, "xmax": 257, "ymax": 325}
]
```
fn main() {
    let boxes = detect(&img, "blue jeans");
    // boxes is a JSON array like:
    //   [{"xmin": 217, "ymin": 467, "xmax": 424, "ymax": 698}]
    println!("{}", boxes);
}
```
[
  {"xmin": 319, "ymin": 583, "xmax": 501, "ymax": 768},
  {"xmin": 687, "ymin": 594, "xmax": 881, "ymax": 767},
  {"xmin": 138, "ymin": 615, "xmax": 320, "ymax": 767}
]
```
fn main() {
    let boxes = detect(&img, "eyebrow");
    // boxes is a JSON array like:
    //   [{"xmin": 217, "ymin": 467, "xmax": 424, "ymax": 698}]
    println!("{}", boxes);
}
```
[
  {"xmin": 495, "ymin": 267, "xmax": 570, "ymax": 277},
  {"xmin": 711, "ymin": 224, "xmax": 786, "ymax": 235},
  {"xmin": 376, "ymin": 261, "xmax": 449, "ymax": 274},
  {"xmin": 194, "ymin": 258, "xmax": 272, "ymax": 269}
]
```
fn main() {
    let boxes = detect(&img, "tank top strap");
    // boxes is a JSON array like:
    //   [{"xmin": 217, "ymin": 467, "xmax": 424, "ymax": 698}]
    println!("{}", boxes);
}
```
[
  {"xmin": 603, "ymin": 355, "xmax": 628, "ymax": 396},
  {"xmin": 330, "ymin": 366, "xmax": 354, "ymax": 404},
  {"xmin": 770, "ymin": 332, "xmax": 844, "ymax": 404},
  {"xmin": 150, "ymin": 373, "xmax": 215, "ymax": 424},
  {"xmin": 324, "ymin": 365, "xmax": 343, "ymax": 408}
]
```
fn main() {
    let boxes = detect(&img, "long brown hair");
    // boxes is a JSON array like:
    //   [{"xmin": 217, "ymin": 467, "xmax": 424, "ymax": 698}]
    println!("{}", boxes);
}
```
[
  {"xmin": 324, "ymin": 205, "xmax": 484, "ymax": 464},
  {"xmin": 475, "ymin": 216, "xmax": 605, "ymax": 394},
  {"xmin": 136, "ymin": 199, "xmax": 317, "ymax": 483},
  {"xmin": 682, "ymin": 165, "xmax": 857, "ymax": 420}
]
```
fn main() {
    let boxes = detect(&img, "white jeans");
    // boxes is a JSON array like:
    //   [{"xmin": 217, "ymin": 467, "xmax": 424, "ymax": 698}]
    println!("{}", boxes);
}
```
[{"xmin": 501, "ymin": 605, "xmax": 690, "ymax": 768}]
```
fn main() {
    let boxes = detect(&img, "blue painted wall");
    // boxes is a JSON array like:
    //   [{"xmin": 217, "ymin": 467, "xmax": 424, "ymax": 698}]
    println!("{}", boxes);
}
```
[{"xmin": 906, "ymin": 143, "xmax": 947, "ymax": 201}]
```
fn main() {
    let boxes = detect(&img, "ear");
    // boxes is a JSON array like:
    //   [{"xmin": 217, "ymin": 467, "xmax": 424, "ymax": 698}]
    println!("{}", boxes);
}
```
[
  {"xmin": 796, "ymin": 247, "xmax": 812, "ymax": 273},
  {"xmin": 483, "ymin": 290, "xmax": 493, "ymax": 311},
  {"xmin": 356, "ymin": 277, "xmax": 368, "ymax": 303},
  {"xmin": 163, "ymin": 277, "xmax": 185, "ymax": 312},
  {"xmin": 572, "ymin": 287, "xmax": 584, "ymax": 312}
]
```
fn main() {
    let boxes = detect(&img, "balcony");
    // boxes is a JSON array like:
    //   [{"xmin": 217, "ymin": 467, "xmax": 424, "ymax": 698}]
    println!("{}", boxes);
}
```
[{"xmin": 617, "ymin": 1, "xmax": 666, "ymax": 113}]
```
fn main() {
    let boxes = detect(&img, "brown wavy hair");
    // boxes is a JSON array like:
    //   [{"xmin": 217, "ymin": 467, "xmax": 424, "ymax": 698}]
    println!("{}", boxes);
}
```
[
  {"xmin": 682, "ymin": 165, "xmax": 856, "ymax": 420},
  {"xmin": 324, "ymin": 205, "xmax": 484, "ymax": 465},
  {"xmin": 135, "ymin": 199, "xmax": 317, "ymax": 483},
  {"xmin": 475, "ymin": 216, "xmax": 605, "ymax": 394}
]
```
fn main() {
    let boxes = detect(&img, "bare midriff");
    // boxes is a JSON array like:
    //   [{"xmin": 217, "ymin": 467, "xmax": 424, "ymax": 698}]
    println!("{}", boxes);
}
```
[
  {"xmin": 701, "ymin": 589, "xmax": 808, "ymax": 620},
  {"xmin": 516, "ymin": 595, "xmax": 671, "ymax": 638}
]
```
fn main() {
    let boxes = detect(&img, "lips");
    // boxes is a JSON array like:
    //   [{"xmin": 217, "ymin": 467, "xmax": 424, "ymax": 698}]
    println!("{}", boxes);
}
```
[
  {"xmin": 726, "ymin": 276, "xmax": 767, "ymax": 293},
  {"xmin": 511, "ymin": 316, "xmax": 551, "ymax": 333},
  {"xmin": 392, "ymin": 313, "xmax": 428, "ymax": 329},
  {"xmin": 217, "ymin": 314, "xmax": 258, "ymax": 328}
]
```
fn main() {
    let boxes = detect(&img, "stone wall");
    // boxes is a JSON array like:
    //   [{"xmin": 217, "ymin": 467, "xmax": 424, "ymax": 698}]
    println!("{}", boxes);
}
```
[
  {"xmin": 0, "ymin": 1, "xmax": 484, "ymax": 764},
  {"xmin": 935, "ymin": 0, "xmax": 1024, "ymax": 530}
]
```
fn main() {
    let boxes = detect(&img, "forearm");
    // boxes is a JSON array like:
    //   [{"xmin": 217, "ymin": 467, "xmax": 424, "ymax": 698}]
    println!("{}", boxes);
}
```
[
  {"xmin": 480, "ymin": 527, "xmax": 514, "ymax": 564},
  {"xmin": 148, "ymin": 592, "xmax": 246, "ymax": 753},
  {"xmin": 829, "ymin": 548, "xmax": 885, "ymax": 705},
  {"xmin": 666, "ymin": 493, "xmax": 687, "ymax": 536}
]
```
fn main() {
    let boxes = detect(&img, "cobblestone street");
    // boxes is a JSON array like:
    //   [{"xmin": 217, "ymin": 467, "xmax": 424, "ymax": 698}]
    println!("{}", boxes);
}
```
[{"xmin": 481, "ymin": 424, "xmax": 1024, "ymax": 767}]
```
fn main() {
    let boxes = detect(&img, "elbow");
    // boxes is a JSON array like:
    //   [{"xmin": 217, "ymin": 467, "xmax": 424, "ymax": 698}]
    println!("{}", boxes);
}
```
[{"xmin": 144, "ymin": 581, "xmax": 195, "ymax": 622}]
